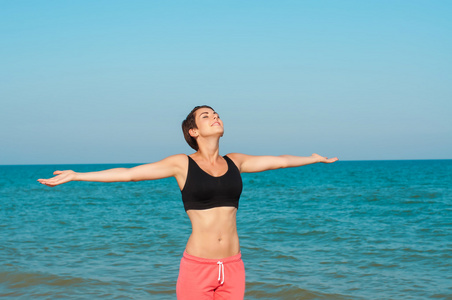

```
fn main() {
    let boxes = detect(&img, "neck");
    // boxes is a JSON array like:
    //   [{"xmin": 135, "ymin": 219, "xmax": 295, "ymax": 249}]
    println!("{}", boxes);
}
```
[{"xmin": 195, "ymin": 137, "xmax": 221, "ymax": 162}]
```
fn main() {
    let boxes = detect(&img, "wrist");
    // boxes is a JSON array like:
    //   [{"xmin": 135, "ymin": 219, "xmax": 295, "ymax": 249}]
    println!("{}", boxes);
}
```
[
  {"xmin": 311, "ymin": 153, "xmax": 322, "ymax": 163},
  {"xmin": 72, "ymin": 171, "xmax": 81, "ymax": 181}
]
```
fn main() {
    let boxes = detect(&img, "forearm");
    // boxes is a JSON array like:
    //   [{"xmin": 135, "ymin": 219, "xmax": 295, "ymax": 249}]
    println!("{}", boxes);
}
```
[
  {"xmin": 74, "ymin": 168, "xmax": 132, "ymax": 182},
  {"xmin": 279, "ymin": 155, "xmax": 320, "ymax": 168}
]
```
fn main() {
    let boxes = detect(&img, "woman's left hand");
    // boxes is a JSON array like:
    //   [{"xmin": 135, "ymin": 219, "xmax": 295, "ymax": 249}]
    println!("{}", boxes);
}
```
[{"xmin": 311, "ymin": 153, "xmax": 339, "ymax": 163}]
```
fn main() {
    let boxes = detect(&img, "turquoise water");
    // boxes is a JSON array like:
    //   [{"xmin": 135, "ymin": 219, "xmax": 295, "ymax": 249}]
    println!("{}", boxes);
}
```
[{"xmin": 1, "ymin": 160, "xmax": 451, "ymax": 299}]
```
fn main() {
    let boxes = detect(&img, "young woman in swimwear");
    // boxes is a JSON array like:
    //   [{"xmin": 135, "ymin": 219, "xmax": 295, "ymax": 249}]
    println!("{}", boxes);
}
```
[{"xmin": 38, "ymin": 105, "xmax": 338, "ymax": 300}]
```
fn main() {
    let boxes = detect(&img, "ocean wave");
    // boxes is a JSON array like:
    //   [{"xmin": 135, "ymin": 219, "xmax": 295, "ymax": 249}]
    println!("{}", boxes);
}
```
[
  {"xmin": 0, "ymin": 270, "xmax": 111, "ymax": 289},
  {"xmin": 245, "ymin": 281, "xmax": 363, "ymax": 300}
]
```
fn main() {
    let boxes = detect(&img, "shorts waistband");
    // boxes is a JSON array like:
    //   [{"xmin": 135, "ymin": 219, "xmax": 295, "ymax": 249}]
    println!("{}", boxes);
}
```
[{"xmin": 183, "ymin": 250, "xmax": 242, "ymax": 264}]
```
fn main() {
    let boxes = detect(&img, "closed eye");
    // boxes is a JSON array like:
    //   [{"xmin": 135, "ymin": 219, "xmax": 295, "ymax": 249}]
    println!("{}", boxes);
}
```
[{"xmin": 199, "ymin": 111, "xmax": 220, "ymax": 118}]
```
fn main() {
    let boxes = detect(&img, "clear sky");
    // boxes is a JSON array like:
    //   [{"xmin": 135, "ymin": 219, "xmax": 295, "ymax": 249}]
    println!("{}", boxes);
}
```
[{"xmin": 1, "ymin": 1, "xmax": 451, "ymax": 164}]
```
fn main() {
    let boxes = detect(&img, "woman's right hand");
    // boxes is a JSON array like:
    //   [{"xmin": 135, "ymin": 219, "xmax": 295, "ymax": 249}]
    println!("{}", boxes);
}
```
[{"xmin": 37, "ymin": 170, "xmax": 77, "ymax": 187}]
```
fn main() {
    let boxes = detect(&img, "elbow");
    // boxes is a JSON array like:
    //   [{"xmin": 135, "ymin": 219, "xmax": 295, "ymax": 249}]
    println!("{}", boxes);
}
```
[
  {"xmin": 127, "ymin": 168, "xmax": 144, "ymax": 182},
  {"xmin": 117, "ymin": 168, "xmax": 134, "ymax": 182},
  {"xmin": 278, "ymin": 155, "xmax": 290, "ymax": 169}
]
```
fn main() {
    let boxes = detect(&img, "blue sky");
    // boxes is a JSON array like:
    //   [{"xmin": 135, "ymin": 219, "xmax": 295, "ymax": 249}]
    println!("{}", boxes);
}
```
[{"xmin": 1, "ymin": 1, "xmax": 451, "ymax": 164}]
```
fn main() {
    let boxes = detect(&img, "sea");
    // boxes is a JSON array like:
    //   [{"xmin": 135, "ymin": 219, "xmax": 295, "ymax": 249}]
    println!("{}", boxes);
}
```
[{"xmin": 0, "ymin": 160, "xmax": 451, "ymax": 299}]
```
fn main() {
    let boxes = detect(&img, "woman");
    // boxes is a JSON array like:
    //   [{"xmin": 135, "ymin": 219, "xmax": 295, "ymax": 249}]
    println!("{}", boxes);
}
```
[{"xmin": 38, "ymin": 105, "xmax": 338, "ymax": 300}]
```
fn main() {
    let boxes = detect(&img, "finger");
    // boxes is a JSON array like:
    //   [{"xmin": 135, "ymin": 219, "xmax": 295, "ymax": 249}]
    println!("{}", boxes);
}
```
[
  {"xmin": 42, "ymin": 181, "xmax": 58, "ymax": 187},
  {"xmin": 53, "ymin": 170, "xmax": 63, "ymax": 175}
]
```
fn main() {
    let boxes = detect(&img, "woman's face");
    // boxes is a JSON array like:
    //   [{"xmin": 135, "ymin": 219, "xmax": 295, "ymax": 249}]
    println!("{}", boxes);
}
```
[{"xmin": 192, "ymin": 107, "xmax": 224, "ymax": 137}]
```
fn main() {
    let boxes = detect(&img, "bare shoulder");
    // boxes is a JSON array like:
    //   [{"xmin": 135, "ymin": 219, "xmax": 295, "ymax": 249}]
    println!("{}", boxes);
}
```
[
  {"xmin": 226, "ymin": 153, "xmax": 247, "ymax": 160},
  {"xmin": 141, "ymin": 153, "xmax": 188, "ymax": 172},
  {"xmin": 167, "ymin": 153, "xmax": 188, "ymax": 160},
  {"xmin": 225, "ymin": 153, "xmax": 249, "ymax": 169},
  {"xmin": 161, "ymin": 153, "xmax": 188, "ymax": 168}
]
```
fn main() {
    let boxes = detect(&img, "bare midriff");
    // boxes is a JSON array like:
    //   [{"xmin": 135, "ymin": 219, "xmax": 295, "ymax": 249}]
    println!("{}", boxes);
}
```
[{"xmin": 185, "ymin": 206, "xmax": 240, "ymax": 259}]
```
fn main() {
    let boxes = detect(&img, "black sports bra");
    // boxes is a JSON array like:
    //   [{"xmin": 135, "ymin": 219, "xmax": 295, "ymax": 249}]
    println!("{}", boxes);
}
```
[{"xmin": 181, "ymin": 155, "xmax": 243, "ymax": 211}]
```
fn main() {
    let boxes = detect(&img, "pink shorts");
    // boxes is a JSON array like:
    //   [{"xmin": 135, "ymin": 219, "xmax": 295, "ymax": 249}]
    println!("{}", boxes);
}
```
[{"xmin": 176, "ymin": 250, "xmax": 245, "ymax": 300}]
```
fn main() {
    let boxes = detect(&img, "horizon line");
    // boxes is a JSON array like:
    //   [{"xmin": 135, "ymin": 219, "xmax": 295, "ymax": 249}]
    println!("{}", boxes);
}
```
[{"xmin": 1, "ymin": 158, "xmax": 451, "ymax": 167}]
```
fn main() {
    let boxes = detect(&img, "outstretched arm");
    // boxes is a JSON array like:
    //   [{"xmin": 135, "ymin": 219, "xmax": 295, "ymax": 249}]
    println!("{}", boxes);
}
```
[
  {"xmin": 228, "ymin": 153, "xmax": 338, "ymax": 173},
  {"xmin": 37, "ymin": 154, "xmax": 187, "ymax": 187}
]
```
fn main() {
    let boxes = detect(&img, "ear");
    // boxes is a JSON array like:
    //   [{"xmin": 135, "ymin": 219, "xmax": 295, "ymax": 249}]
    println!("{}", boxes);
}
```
[{"xmin": 189, "ymin": 128, "xmax": 198, "ymax": 138}]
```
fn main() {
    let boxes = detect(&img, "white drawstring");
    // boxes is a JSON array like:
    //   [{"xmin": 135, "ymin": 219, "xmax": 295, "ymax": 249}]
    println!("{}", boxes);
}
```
[{"xmin": 217, "ymin": 261, "xmax": 225, "ymax": 284}]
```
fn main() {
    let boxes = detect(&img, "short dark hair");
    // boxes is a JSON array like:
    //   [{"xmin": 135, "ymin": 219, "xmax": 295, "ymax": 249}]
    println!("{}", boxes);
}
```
[{"xmin": 182, "ymin": 105, "xmax": 214, "ymax": 151}]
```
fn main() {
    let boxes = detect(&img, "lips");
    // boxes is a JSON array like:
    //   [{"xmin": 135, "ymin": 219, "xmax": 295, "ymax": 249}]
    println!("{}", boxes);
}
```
[{"xmin": 211, "ymin": 122, "xmax": 221, "ymax": 126}]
